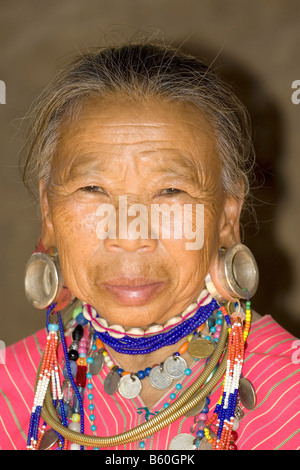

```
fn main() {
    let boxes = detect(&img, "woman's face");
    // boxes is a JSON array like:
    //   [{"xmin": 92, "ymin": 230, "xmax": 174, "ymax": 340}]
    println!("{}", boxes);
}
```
[{"xmin": 40, "ymin": 95, "xmax": 241, "ymax": 328}]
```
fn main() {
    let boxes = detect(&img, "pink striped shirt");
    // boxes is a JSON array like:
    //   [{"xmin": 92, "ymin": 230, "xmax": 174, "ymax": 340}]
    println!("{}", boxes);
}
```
[{"xmin": 0, "ymin": 314, "xmax": 300, "ymax": 450}]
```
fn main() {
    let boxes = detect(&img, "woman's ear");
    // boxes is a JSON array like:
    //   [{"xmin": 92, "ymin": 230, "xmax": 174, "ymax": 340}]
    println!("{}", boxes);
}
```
[
  {"xmin": 39, "ymin": 180, "xmax": 56, "ymax": 250},
  {"xmin": 218, "ymin": 195, "xmax": 244, "ymax": 248},
  {"xmin": 206, "ymin": 195, "xmax": 244, "ymax": 302}
]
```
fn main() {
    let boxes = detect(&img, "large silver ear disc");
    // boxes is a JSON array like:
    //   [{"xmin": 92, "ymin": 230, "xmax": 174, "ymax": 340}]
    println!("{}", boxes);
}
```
[
  {"xmin": 205, "ymin": 243, "xmax": 259, "ymax": 301},
  {"xmin": 24, "ymin": 252, "xmax": 64, "ymax": 309}
]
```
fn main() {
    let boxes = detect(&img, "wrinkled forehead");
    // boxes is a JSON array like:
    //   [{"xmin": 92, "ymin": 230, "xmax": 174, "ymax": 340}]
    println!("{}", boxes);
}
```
[{"xmin": 51, "ymin": 94, "xmax": 221, "ymax": 181}]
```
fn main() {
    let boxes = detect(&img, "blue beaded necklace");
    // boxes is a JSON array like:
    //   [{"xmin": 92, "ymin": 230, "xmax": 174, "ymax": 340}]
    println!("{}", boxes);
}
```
[
  {"xmin": 83, "ymin": 307, "xmax": 224, "ymax": 450},
  {"xmin": 93, "ymin": 298, "xmax": 218, "ymax": 355}
]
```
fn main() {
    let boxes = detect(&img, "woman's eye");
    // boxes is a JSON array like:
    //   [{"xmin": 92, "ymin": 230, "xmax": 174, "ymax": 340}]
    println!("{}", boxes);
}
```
[
  {"xmin": 80, "ymin": 186, "xmax": 104, "ymax": 193},
  {"xmin": 159, "ymin": 188, "xmax": 184, "ymax": 196}
]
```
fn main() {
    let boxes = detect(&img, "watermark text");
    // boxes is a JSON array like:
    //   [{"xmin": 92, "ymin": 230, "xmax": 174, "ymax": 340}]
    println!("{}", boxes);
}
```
[
  {"xmin": 291, "ymin": 80, "xmax": 300, "ymax": 105},
  {"xmin": 95, "ymin": 196, "xmax": 204, "ymax": 250},
  {"xmin": 0, "ymin": 340, "xmax": 6, "ymax": 365},
  {"xmin": 0, "ymin": 80, "xmax": 6, "ymax": 104},
  {"xmin": 292, "ymin": 339, "xmax": 300, "ymax": 364}
]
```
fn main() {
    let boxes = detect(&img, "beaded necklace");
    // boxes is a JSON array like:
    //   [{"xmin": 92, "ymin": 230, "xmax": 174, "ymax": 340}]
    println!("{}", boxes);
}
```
[
  {"xmin": 27, "ymin": 321, "xmax": 68, "ymax": 450},
  {"xmin": 27, "ymin": 295, "xmax": 253, "ymax": 451},
  {"xmin": 203, "ymin": 301, "xmax": 252, "ymax": 450},
  {"xmin": 83, "ymin": 292, "xmax": 218, "ymax": 355},
  {"xmin": 80, "ymin": 310, "xmax": 223, "ymax": 450},
  {"xmin": 60, "ymin": 294, "xmax": 218, "ymax": 447}
]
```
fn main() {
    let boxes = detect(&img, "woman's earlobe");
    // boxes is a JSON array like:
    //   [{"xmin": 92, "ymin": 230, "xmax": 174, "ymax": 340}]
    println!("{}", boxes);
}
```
[
  {"xmin": 205, "ymin": 244, "xmax": 259, "ymax": 301},
  {"xmin": 24, "ymin": 238, "xmax": 73, "ymax": 311},
  {"xmin": 205, "ymin": 248, "xmax": 236, "ymax": 302}
]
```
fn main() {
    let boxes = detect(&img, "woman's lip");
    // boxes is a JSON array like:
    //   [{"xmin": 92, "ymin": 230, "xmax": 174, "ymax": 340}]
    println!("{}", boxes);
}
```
[
  {"xmin": 103, "ymin": 277, "xmax": 163, "ymax": 286},
  {"xmin": 101, "ymin": 282, "xmax": 165, "ymax": 306}
]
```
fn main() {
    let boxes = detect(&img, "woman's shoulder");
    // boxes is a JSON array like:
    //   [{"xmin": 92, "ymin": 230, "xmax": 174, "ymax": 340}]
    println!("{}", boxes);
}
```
[
  {"xmin": 239, "ymin": 313, "xmax": 300, "ymax": 450},
  {"xmin": 248, "ymin": 312, "xmax": 299, "ymax": 357},
  {"xmin": 0, "ymin": 328, "xmax": 47, "ymax": 450}
]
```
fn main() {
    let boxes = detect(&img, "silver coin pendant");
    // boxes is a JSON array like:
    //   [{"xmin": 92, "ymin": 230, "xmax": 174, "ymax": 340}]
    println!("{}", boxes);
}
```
[
  {"xmin": 239, "ymin": 377, "xmax": 256, "ymax": 410},
  {"xmin": 169, "ymin": 433, "xmax": 196, "ymax": 450},
  {"xmin": 149, "ymin": 364, "xmax": 173, "ymax": 390},
  {"xmin": 164, "ymin": 355, "xmax": 187, "ymax": 380},
  {"xmin": 118, "ymin": 374, "xmax": 142, "ymax": 399},
  {"xmin": 197, "ymin": 436, "xmax": 213, "ymax": 450}
]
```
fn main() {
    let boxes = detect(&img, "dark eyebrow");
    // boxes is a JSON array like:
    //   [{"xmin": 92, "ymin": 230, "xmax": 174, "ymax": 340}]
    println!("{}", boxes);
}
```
[
  {"xmin": 146, "ymin": 151, "xmax": 203, "ymax": 187},
  {"xmin": 59, "ymin": 149, "xmax": 203, "ymax": 187},
  {"xmin": 154, "ymin": 168, "xmax": 201, "ymax": 187},
  {"xmin": 61, "ymin": 155, "xmax": 109, "ymax": 182}
]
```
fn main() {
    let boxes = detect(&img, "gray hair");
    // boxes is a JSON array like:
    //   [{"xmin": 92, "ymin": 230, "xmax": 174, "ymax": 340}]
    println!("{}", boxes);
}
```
[{"xmin": 20, "ymin": 42, "xmax": 255, "ymax": 210}]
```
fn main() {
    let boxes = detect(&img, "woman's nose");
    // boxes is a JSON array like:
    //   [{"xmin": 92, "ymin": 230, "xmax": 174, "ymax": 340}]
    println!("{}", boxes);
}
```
[
  {"xmin": 104, "ymin": 234, "xmax": 158, "ymax": 253},
  {"xmin": 99, "ymin": 198, "xmax": 159, "ymax": 253}
]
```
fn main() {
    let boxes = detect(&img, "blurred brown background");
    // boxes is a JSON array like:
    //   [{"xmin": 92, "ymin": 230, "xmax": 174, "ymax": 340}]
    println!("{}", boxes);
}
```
[{"xmin": 1, "ymin": 0, "xmax": 300, "ymax": 345}]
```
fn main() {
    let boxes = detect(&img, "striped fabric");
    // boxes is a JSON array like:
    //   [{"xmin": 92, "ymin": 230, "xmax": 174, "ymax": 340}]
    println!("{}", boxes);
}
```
[{"xmin": 0, "ymin": 314, "xmax": 300, "ymax": 450}]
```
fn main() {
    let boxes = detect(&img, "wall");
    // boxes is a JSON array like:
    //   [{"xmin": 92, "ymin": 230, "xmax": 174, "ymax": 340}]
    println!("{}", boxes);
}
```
[{"xmin": 1, "ymin": 0, "xmax": 300, "ymax": 345}]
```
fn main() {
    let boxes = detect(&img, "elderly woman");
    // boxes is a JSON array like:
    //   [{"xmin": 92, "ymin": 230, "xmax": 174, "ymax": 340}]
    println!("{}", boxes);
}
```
[{"xmin": 1, "ymin": 42, "xmax": 299, "ymax": 451}]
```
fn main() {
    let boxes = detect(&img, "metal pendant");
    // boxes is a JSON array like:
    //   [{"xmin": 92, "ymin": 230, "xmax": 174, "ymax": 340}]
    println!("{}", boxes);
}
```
[
  {"xmin": 89, "ymin": 350, "xmax": 105, "ymax": 376},
  {"xmin": 197, "ymin": 426, "xmax": 216, "ymax": 450},
  {"xmin": 164, "ymin": 355, "xmax": 187, "ymax": 380},
  {"xmin": 197, "ymin": 437, "xmax": 213, "ymax": 450},
  {"xmin": 118, "ymin": 373, "xmax": 142, "ymax": 399},
  {"xmin": 187, "ymin": 337, "xmax": 215, "ymax": 359},
  {"xmin": 38, "ymin": 428, "xmax": 59, "ymax": 450},
  {"xmin": 149, "ymin": 364, "xmax": 173, "ymax": 390},
  {"xmin": 184, "ymin": 396, "xmax": 206, "ymax": 418},
  {"xmin": 169, "ymin": 433, "xmax": 196, "ymax": 450},
  {"xmin": 234, "ymin": 400, "xmax": 245, "ymax": 422},
  {"xmin": 239, "ymin": 377, "xmax": 256, "ymax": 409},
  {"xmin": 104, "ymin": 367, "xmax": 121, "ymax": 395}
]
